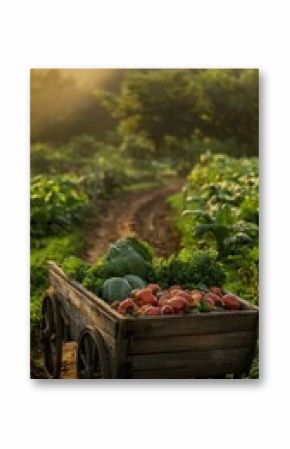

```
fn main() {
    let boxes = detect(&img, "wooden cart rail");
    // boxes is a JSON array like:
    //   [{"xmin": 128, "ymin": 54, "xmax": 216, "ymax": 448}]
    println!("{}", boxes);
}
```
[{"xmin": 42, "ymin": 261, "xmax": 259, "ymax": 379}]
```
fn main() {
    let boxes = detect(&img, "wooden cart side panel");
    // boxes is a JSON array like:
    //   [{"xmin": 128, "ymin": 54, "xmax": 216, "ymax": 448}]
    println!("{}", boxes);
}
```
[
  {"xmin": 129, "ymin": 347, "xmax": 250, "ymax": 372},
  {"xmin": 127, "ymin": 330, "xmax": 256, "ymax": 354},
  {"xmin": 48, "ymin": 261, "xmax": 124, "ymax": 321},
  {"xmin": 132, "ymin": 364, "xmax": 245, "ymax": 379},
  {"xmin": 50, "ymin": 270, "xmax": 118, "ymax": 338},
  {"xmin": 125, "ymin": 311, "xmax": 258, "ymax": 338},
  {"xmin": 121, "ymin": 311, "xmax": 258, "ymax": 378}
]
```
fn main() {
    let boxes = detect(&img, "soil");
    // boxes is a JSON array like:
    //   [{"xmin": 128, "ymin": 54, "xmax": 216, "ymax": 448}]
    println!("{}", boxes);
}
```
[
  {"xmin": 31, "ymin": 180, "xmax": 182, "ymax": 379},
  {"xmin": 84, "ymin": 181, "xmax": 182, "ymax": 262}
]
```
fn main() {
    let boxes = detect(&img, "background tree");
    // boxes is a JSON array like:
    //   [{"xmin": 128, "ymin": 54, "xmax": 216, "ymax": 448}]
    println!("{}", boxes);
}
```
[
  {"xmin": 97, "ymin": 69, "xmax": 259, "ymax": 160},
  {"xmin": 196, "ymin": 69, "xmax": 259, "ymax": 151},
  {"xmin": 97, "ymin": 69, "xmax": 205, "ymax": 156}
]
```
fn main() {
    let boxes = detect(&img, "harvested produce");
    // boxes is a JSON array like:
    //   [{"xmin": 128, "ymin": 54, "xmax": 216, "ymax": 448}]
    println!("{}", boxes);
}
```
[
  {"xmin": 191, "ymin": 290, "xmax": 204, "ymax": 303},
  {"xmin": 60, "ymin": 237, "xmax": 245, "ymax": 317},
  {"xmin": 124, "ymin": 274, "xmax": 147, "ymax": 290},
  {"xmin": 107, "ymin": 284, "xmax": 244, "ymax": 317},
  {"xmin": 102, "ymin": 277, "xmax": 132, "ymax": 303},
  {"xmin": 117, "ymin": 299, "xmax": 137, "ymax": 315},
  {"xmin": 223, "ymin": 294, "xmax": 242, "ymax": 310},
  {"xmin": 209, "ymin": 286, "xmax": 223, "ymax": 297},
  {"xmin": 134, "ymin": 288, "xmax": 158, "ymax": 306},
  {"xmin": 198, "ymin": 297, "xmax": 215, "ymax": 312},
  {"xmin": 205, "ymin": 292, "xmax": 224, "ymax": 307},
  {"xmin": 142, "ymin": 305, "xmax": 161, "ymax": 316},
  {"xmin": 160, "ymin": 304, "xmax": 174, "ymax": 315},
  {"xmin": 106, "ymin": 237, "xmax": 153, "ymax": 262},
  {"xmin": 100, "ymin": 253, "xmax": 152, "ymax": 280}
]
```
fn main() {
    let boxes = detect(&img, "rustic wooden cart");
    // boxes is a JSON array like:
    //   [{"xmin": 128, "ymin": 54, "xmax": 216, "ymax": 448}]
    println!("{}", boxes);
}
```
[{"xmin": 41, "ymin": 261, "xmax": 259, "ymax": 379}]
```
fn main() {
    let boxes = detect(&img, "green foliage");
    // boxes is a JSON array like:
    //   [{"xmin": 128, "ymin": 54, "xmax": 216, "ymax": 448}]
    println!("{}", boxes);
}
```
[
  {"xmin": 99, "ymin": 69, "xmax": 258, "ymax": 158},
  {"xmin": 31, "ymin": 174, "xmax": 88, "ymax": 237},
  {"xmin": 152, "ymin": 250, "xmax": 226, "ymax": 289},
  {"xmin": 30, "ymin": 231, "xmax": 84, "ymax": 327},
  {"xmin": 196, "ymin": 69, "xmax": 258, "ymax": 149},
  {"xmin": 82, "ymin": 265, "xmax": 104, "ymax": 295},
  {"xmin": 61, "ymin": 256, "xmax": 90, "ymax": 283},
  {"xmin": 170, "ymin": 152, "xmax": 259, "ymax": 304}
]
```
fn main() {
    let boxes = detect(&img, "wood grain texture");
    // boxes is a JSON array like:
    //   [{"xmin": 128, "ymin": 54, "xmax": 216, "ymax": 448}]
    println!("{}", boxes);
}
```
[
  {"xmin": 127, "ymin": 330, "xmax": 255, "ymax": 354},
  {"xmin": 128, "ymin": 347, "xmax": 250, "ymax": 370},
  {"xmin": 125, "ymin": 312, "xmax": 258, "ymax": 338}
]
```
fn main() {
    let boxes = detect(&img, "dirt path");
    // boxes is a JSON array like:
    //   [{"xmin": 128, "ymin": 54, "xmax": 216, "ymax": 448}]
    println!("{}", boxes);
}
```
[
  {"xmin": 84, "ymin": 181, "xmax": 182, "ymax": 262},
  {"xmin": 32, "ymin": 180, "xmax": 182, "ymax": 379}
]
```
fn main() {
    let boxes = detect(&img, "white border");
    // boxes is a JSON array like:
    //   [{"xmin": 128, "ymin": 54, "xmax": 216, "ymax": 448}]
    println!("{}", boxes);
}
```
[{"xmin": 1, "ymin": 1, "xmax": 290, "ymax": 448}]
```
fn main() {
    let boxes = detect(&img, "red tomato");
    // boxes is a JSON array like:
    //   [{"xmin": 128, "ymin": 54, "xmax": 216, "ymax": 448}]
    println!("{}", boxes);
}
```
[
  {"xmin": 209, "ymin": 286, "xmax": 223, "ymax": 297},
  {"xmin": 205, "ymin": 292, "xmax": 224, "ymax": 307},
  {"xmin": 161, "ymin": 305, "xmax": 175, "ymax": 315},
  {"xmin": 135, "ymin": 288, "xmax": 158, "ymax": 306},
  {"xmin": 168, "ymin": 296, "xmax": 188, "ymax": 312},
  {"xmin": 143, "ymin": 306, "xmax": 161, "ymax": 316},
  {"xmin": 223, "ymin": 294, "xmax": 241, "ymax": 310},
  {"xmin": 117, "ymin": 299, "xmax": 137, "ymax": 315}
]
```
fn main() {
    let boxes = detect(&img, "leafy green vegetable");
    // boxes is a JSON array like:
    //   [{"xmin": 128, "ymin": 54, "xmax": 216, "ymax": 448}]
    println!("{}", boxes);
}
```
[
  {"xmin": 100, "ymin": 254, "xmax": 153, "ymax": 280},
  {"xmin": 106, "ymin": 237, "xmax": 154, "ymax": 262},
  {"xmin": 152, "ymin": 250, "xmax": 226, "ymax": 289}
]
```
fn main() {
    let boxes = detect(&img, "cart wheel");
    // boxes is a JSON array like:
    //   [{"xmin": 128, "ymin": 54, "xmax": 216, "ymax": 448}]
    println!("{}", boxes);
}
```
[
  {"xmin": 41, "ymin": 291, "xmax": 63, "ymax": 379},
  {"xmin": 77, "ymin": 327, "xmax": 110, "ymax": 379}
]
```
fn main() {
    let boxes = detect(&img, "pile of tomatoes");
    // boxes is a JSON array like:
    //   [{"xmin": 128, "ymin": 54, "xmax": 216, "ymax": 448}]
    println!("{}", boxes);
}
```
[{"xmin": 111, "ymin": 284, "xmax": 242, "ymax": 317}]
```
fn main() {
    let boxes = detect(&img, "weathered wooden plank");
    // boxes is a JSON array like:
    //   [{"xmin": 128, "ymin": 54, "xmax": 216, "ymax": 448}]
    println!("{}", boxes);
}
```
[
  {"xmin": 127, "ymin": 331, "xmax": 255, "ymax": 354},
  {"xmin": 128, "ymin": 347, "xmax": 250, "ymax": 372},
  {"xmin": 132, "ymin": 364, "xmax": 245, "ymax": 379},
  {"xmin": 125, "ymin": 312, "xmax": 258, "ymax": 338},
  {"xmin": 48, "ymin": 261, "xmax": 123, "ymax": 321},
  {"xmin": 50, "ymin": 269, "xmax": 118, "ymax": 338}
]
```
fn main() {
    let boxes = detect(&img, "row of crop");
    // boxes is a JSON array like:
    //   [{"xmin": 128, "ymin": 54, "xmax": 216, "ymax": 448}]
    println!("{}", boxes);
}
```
[
  {"xmin": 170, "ymin": 152, "xmax": 259, "ymax": 305},
  {"xmin": 30, "ymin": 174, "xmax": 93, "ymax": 328}
]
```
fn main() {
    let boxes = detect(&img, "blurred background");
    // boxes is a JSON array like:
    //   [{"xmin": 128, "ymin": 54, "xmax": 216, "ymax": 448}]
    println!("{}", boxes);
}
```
[{"xmin": 31, "ymin": 68, "xmax": 258, "ymax": 177}]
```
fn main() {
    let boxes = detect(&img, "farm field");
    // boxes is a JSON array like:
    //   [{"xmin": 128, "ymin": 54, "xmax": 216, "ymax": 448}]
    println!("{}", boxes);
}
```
[{"xmin": 30, "ymin": 68, "xmax": 259, "ymax": 379}]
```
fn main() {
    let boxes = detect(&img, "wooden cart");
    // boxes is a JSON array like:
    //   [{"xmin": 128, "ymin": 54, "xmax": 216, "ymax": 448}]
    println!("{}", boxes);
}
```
[{"xmin": 41, "ymin": 261, "xmax": 259, "ymax": 379}]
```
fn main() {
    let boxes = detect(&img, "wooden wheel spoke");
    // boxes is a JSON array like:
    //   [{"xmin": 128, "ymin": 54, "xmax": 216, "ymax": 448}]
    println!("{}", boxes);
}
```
[
  {"xmin": 41, "ymin": 292, "xmax": 63, "ymax": 379},
  {"xmin": 84, "ymin": 336, "xmax": 92, "ymax": 367},
  {"xmin": 79, "ymin": 350, "xmax": 89, "ymax": 369},
  {"xmin": 77, "ymin": 327, "xmax": 110, "ymax": 379}
]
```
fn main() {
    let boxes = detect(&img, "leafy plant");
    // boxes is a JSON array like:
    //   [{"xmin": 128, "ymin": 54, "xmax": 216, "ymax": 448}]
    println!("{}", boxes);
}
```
[
  {"xmin": 61, "ymin": 256, "xmax": 90, "ymax": 283},
  {"xmin": 152, "ymin": 250, "xmax": 226, "ymax": 289},
  {"xmin": 30, "ymin": 175, "xmax": 89, "ymax": 237},
  {"xmin": 170, "ymin": 152, "xmax": 259, "ymax": 304}
]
